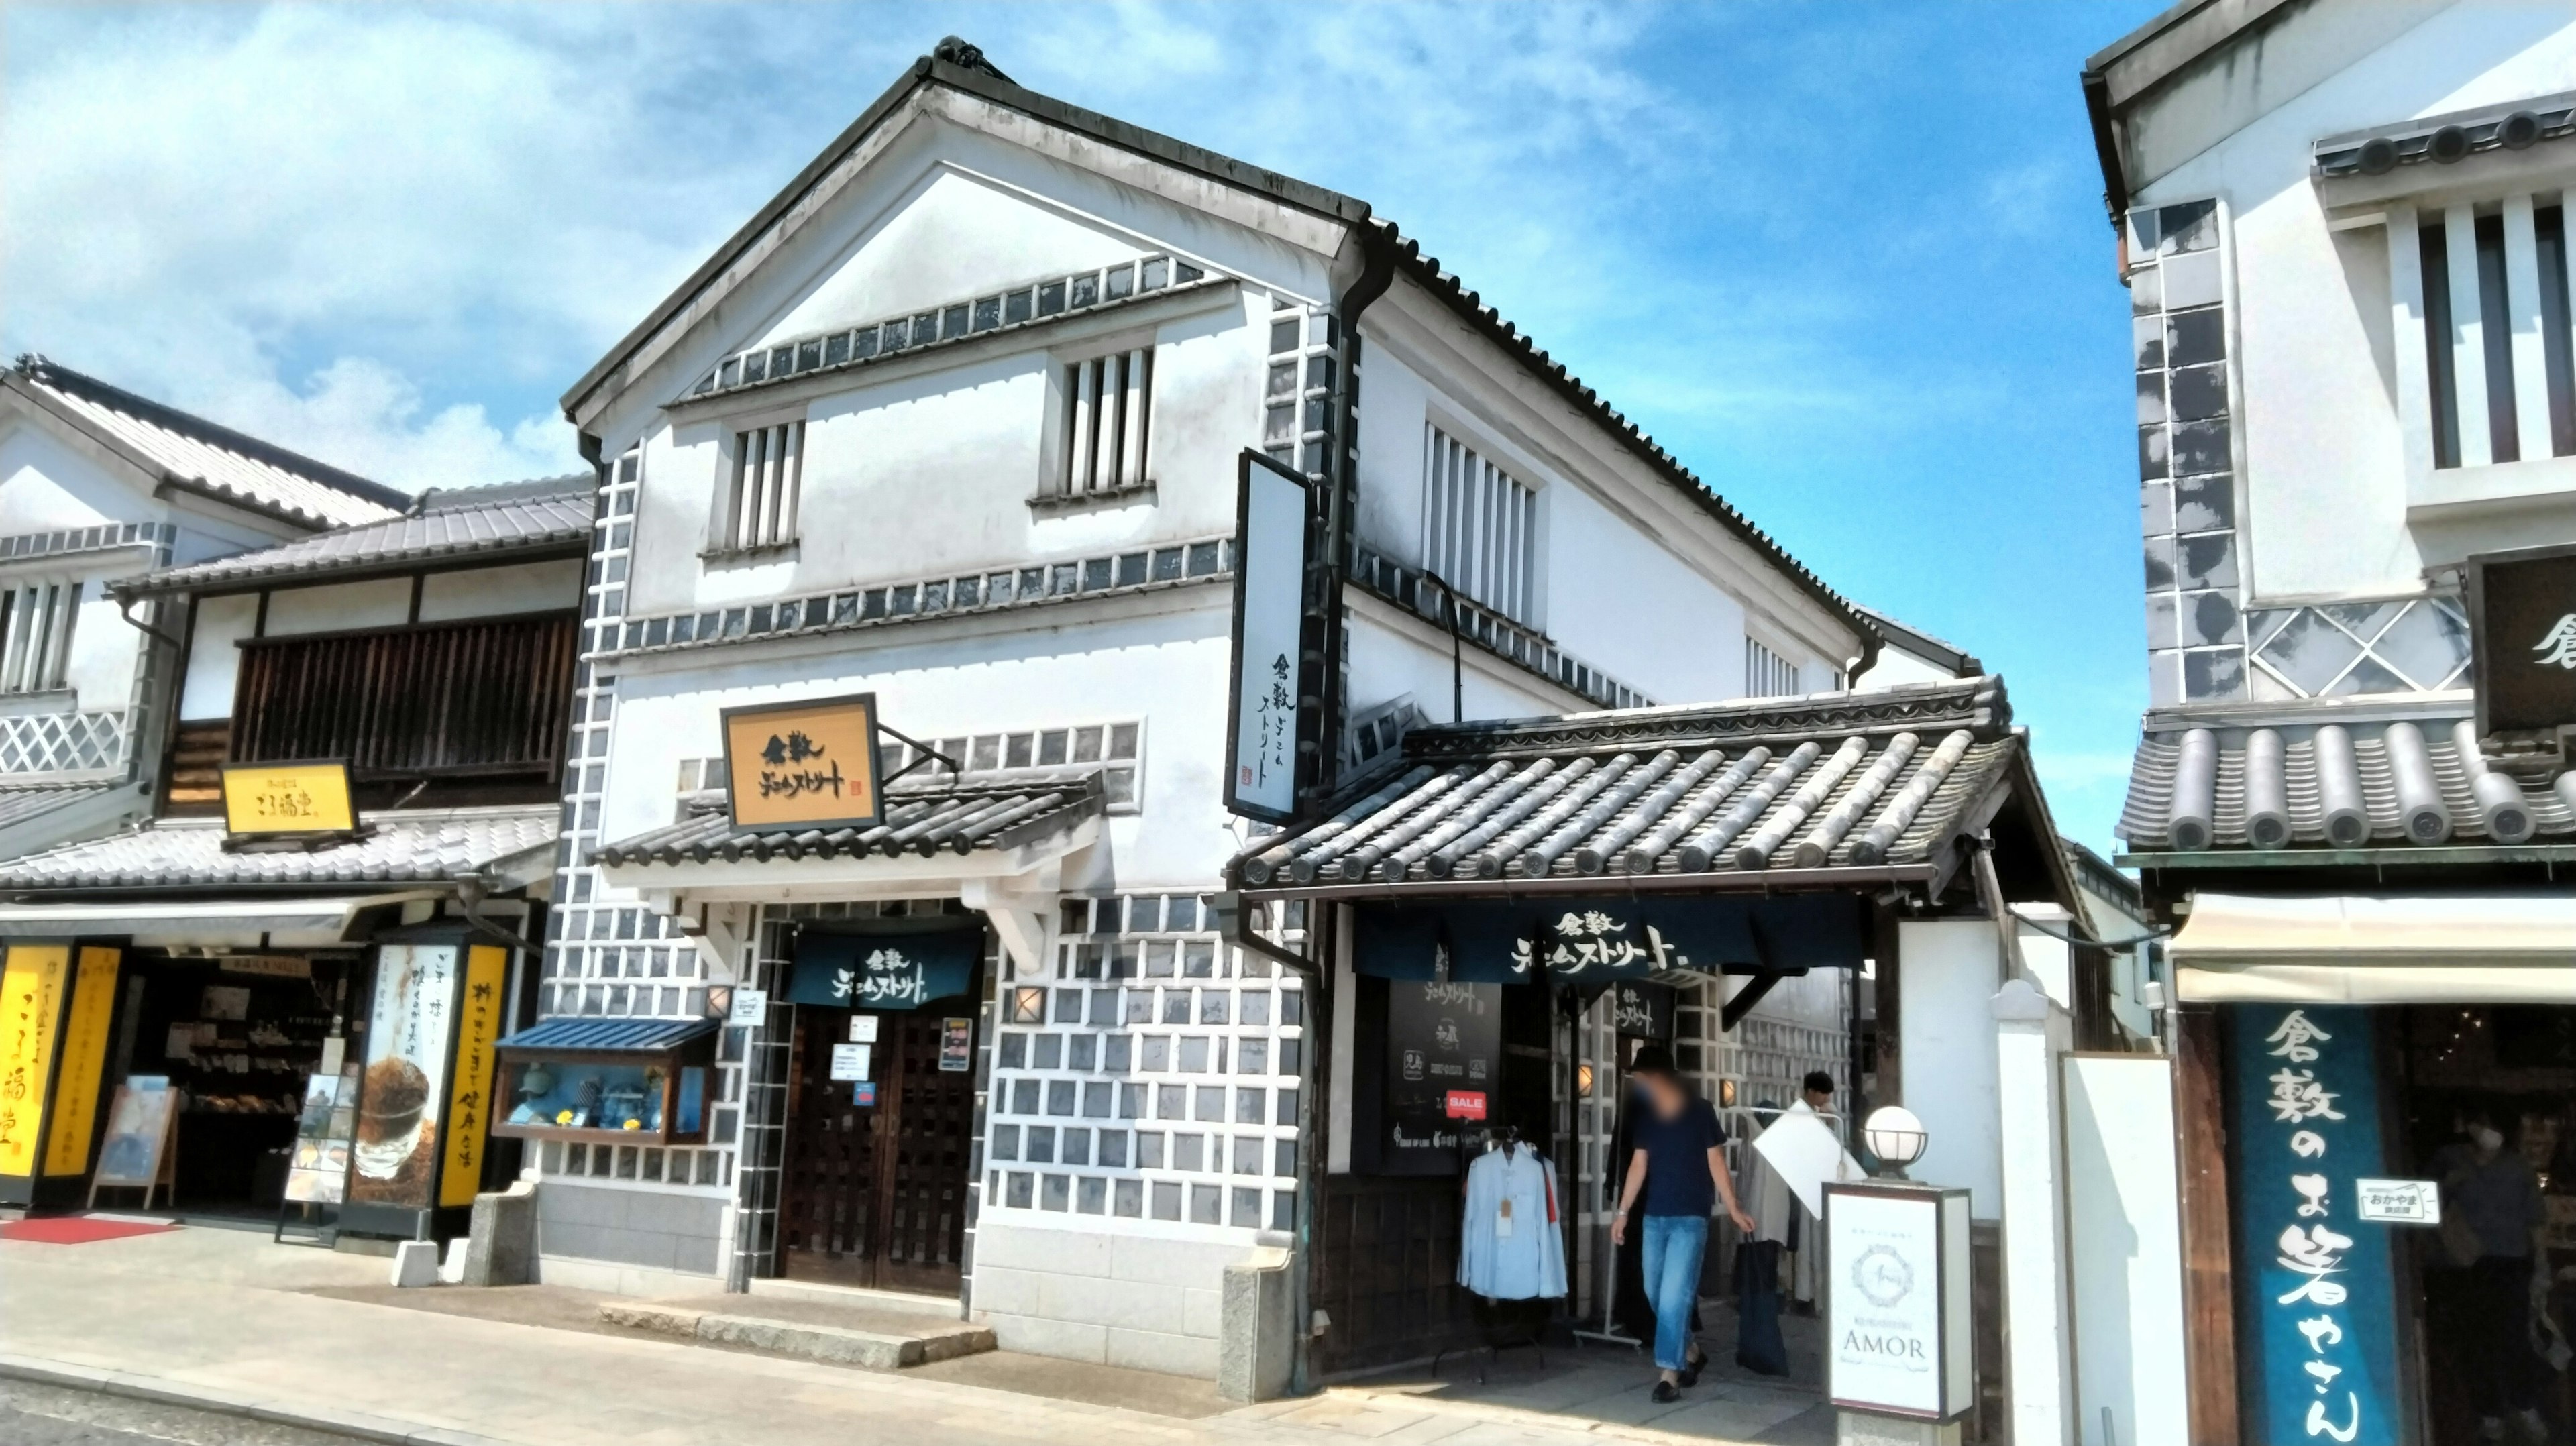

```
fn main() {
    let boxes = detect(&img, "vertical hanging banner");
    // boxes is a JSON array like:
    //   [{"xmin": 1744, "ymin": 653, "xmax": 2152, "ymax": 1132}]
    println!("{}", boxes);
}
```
[
  {"xmin": 42, "ymin": 947, "xmax": 121, "ymax": 1177},
  {"xmin": 2231, "ymin": 1005, "xmax": 2402, "ymax": 1446},
  {"xmin": 0, "ymin": 945, "xmax": 69, "ymax": 1187},
  {"xmin": 1225, "ymin": 449, "xmax": 1314, "ymax": 823},
  {"xmin": 438, "ymin": 945, "xmax": 508, "ymax": 1208},
  {"xmin": 352, "ymin": 943, "xmax": 459, "ymax": 1210}
]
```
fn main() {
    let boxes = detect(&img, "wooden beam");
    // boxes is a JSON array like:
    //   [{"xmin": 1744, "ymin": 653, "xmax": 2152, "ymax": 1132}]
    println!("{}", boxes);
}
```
[{"xmin": 2174, "ymin": 1005, "xmax": 2239, "ymax": 1445}]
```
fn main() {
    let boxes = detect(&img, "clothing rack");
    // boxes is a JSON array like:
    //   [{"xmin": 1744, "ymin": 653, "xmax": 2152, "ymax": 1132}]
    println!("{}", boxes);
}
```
[{"xmin": 1435, "ymin": 1122, "xmax": 1552, "ymax": 1384}]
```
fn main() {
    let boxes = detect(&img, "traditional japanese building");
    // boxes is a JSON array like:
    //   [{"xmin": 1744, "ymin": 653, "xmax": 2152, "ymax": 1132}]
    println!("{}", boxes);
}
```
[{"xmin": 2088, "ymin": 5, "xmax": 2576, "ymax": 1443}]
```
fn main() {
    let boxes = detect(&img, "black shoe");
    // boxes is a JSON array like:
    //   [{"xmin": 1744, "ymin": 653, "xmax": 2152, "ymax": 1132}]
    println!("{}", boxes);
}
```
[
  {"xmin": 1652, "ymin": 1380, "xmax": 1681, "ymax": 1404},
  {"xmin": 1678, "ymin": 1361, "xmax": 1702, "ymax": 1388}
]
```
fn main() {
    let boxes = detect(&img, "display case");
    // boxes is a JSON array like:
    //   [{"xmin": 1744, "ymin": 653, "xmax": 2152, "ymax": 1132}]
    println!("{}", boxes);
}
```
[{"xmin": 489, "ymin": 1017, "xmax": 718, "ymax": 1148}]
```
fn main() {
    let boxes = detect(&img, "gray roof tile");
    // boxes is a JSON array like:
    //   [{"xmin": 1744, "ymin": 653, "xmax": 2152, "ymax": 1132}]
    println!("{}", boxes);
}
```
[
  {"xmin": 0, "ymin": 805, "xmax": 558, "ymax": 891},
  {"xmin": 1236, "ymin": 677, "xmax": 2020, "ymax": 890},
  {"xmin": 118, "ymin": 476, "xmax": 593, "ymax": 596},
  {"xmin": 2118, "ymin": 711, "xmax": 2576, "ymax": 852},
  {"xmin": 10, "ymin": 357, "xmax": 407, "ymax": 529},
  {"xmin": 594, "ymin": 773, "xmax": 1105, "ymax": 868}
]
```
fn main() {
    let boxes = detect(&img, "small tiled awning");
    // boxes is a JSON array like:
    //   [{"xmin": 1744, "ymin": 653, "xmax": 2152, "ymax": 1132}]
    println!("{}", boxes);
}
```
[
  {"xmin": 596, "ymin": 773, "xmax": 1103, "ymax": 866},
  {"xmin": 1232, "ymin": 678, "xmax": 2024, "ymax": 898},
  {"xmin": 496, "ymin": 1017, "xmax": 719, "ymax": 1053}
]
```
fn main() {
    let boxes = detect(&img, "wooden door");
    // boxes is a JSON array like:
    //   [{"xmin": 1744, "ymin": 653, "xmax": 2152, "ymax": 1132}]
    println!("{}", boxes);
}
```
[{"xmin": 778, "ymin": 999, "xmax": 975, "ymax": 1294}]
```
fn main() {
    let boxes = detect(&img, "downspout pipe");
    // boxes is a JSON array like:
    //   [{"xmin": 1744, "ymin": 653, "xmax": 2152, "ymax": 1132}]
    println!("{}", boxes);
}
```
[{"xmin": 1286, "ymin": 217, "xmax": 1397, "ymax": 1401}]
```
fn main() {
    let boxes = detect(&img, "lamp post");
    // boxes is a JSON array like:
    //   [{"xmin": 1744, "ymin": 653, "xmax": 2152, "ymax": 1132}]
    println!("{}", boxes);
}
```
[{"xmin": 1862, "ymin": 1104, "xmax": 1929, "ymax": 1180}]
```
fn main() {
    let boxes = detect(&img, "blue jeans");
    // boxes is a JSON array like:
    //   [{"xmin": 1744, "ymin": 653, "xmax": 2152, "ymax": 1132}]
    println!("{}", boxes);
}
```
[{"xmin": 1638, "ymin": 1213, "xmax": 1709, "ymax": 1373}]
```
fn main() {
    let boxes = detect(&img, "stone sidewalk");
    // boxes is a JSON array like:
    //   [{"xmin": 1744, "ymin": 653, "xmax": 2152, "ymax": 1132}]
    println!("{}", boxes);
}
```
[{"xmin": 0, "ymin": 1225, "xmax": 1819, "ymax": 1446}]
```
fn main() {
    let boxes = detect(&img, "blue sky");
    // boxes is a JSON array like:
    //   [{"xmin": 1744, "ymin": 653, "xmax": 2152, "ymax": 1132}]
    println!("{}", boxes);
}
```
[{"xmin": 1, "ymin": 1, "xmax": 2165, "ymax": 852}]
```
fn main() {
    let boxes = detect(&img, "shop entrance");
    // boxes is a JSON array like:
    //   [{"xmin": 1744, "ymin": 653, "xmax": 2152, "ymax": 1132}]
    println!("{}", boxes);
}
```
[
  {"xmin": 2396, "ymin": 1004, "xmax": 2576, "ymax": 1446},
  {"xmin": 107, "ymin": 951, "xmax": 358, "ymax": 1217},
  {"xmin": 779, "ymin": 995, "xmax": 977, "ymax": 1293}
]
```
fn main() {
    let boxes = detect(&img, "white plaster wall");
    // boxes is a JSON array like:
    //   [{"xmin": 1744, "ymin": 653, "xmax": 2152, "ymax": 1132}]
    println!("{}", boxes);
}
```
[
  {"xmin": 418, "ymin": 559, "xmax": 584, "ymax": 621},
  {"xmin": 1853, "ymin": 641, "xmax": 1959, "ymax": 690},
  {"xmin": 1341, "ymin": 603, "xmax": 1564, "ymax": 728},
  {"xmin": 2131, "ymin": 9, "xmax": 2576, "ymax": 598},
  {"xmin": 261, "ymin": 577, "xmax": 411, "ymax": 636},
  {"xmin": 598, "ymin": 600, "xmax": 1240, "ymax": 894},
  {"xmin": 1896, "ymin": 918, "xmax": 2004, "ymax": 1219},
  {"xmin": 0, "ymin": 421, "xmax": 152, "ymax": 534},
  {"xmin": 180, "ymin": 593, "xmax": 259, "ymax": 720}
]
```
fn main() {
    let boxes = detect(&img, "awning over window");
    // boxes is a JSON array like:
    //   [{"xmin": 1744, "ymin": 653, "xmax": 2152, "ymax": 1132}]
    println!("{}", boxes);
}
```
[
  {"xmin": 2171, "ymin": 892, "xmax": 2576, "ymax": 1003},
  {"xmin": 496, "ymin": 1017, "xmax": 719, "ymax": 1053},
  {"xmin": 0, "ymin": 891, "xmax": 441, "ymax": 943}
]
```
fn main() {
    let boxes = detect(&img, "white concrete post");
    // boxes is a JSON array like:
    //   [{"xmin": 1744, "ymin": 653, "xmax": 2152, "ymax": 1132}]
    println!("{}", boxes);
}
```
[{"xmin": 1992, "ymin": 977, "xmax": 2072, "ymax": 1446}]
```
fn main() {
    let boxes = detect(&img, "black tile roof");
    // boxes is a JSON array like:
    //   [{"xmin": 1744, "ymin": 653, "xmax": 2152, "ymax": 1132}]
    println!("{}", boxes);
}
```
[
  {"xmin": 594, "ymin": 773, "xmax": 1104, "ymax": 868},
  {"xmin": 113, "ymin": 474, "xmax": 593, "ymax": 597},
  {"xmin": 1235, "ymin": 677, "xmax": 2021, "ymax": 893}
]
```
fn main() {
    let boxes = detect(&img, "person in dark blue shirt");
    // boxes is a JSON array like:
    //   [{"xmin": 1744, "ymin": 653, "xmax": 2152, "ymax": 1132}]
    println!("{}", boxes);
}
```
[{"xmin": 1611, "ymin": 1045, "xmax": 1754, "ymax": 1402}]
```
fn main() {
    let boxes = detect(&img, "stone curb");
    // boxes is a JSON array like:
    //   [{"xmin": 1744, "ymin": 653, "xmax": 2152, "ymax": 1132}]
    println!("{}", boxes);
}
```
[
  {"xmin": 0, "ymin": 1352, "xmax": 523, "ymax": 1446},
  {"xmin": 598, "ymin": 1301, "xmax": 996, "ymax": 1369}
]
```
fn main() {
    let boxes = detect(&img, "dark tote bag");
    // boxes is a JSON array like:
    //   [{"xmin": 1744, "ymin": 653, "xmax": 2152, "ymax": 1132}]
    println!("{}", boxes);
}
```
[{"xmin": 1733, "ymin": 1238, "xmax": 1789, "ymax": 1376}]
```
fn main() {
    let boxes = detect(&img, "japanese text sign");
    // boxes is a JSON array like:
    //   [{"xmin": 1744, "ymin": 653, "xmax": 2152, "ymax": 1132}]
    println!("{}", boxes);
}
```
[
  {"xmin": 0, "ymin": 944, "xmax": 69, "ymax": 1182},
  {"xmin": 1224, "ymin": 450, "xmax": 1313, "ymax": 824},
  {"xmin": 42, "ymin": 947, "xmax": 119, "ymax": 1178},
  {"xmin": 722, "ymin": 693, "xmax": 883, "ymax": 832},
  {"xmin": 221, "ymin": 761, "xmax": 356, "ymax": 835},
  {"xmin": 438, "ymin": 944, "xmax": 507, "ymax": 1209},
  {"xmin": 788, "ymin": 918, "xmax": 983, "ymax": 1011},
  {"xmin": 2468, "ymin": 541, "xmax": 2576, "ymax": 740},
  {"xmin": 2231, "ymin": 1005, "xmax": 2401, "ymax": 1446}
]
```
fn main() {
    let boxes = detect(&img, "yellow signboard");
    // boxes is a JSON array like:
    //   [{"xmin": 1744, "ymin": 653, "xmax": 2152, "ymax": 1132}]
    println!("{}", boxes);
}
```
[
  {"xmin": 438, "ymin": 944, "xmax": 508, "ymax": 1208},
  {"xmin": 42, "ymin": 947, "xmax": 120, "ymax": 1176},
  {"xmin": 722, "ymin": 693, "xmax": 884, "ymax": 832},
  {"xmin": 222, "ymin": 761, "xmax": 357, "ymax": 834},
  {"xmin": 0, "ymin": 945, "xmax": 70, "ymax": 1180}
]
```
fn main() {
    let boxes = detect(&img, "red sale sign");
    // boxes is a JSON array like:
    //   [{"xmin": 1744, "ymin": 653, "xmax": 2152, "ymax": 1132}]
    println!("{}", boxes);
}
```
[{"xmin": 1444, "ymin": 1090, "xmax": 1487, "ymax": 1120}]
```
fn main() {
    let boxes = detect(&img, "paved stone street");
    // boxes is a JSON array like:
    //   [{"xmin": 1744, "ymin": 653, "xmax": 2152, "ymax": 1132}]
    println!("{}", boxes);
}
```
[
  {"xmin": 1, "ymin": 1226, "xmax": 1825, "ymax": 1446},
  {"xmin": 2, "ymin": 1379, "xmax": 366, "ymax": 1446}
]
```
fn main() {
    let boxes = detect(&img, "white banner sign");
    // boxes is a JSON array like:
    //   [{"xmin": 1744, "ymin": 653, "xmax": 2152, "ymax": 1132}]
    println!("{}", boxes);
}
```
[
  {"xmin": 2356, "ymin": 1177, "xmax": 2441, "ymax": 1225},
  {"xmin": 727, "ymin": 989, "xmax": 769, "ymax": 1026},
  {"xmin": 1225, "ymin": 451, "xmax": 1312, "ymax": 823},
  {"xmin": 828, "ymin": 1043, "xmax": 872, "ymax": 1082},
  {"xmin": 1827, "ymin": 1184, "xmax": 1970, "ymax": 1421}
]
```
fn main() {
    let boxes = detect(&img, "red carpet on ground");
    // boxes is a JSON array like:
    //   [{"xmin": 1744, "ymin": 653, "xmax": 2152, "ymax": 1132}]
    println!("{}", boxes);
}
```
[{"xmin": 1, "ymin": 1216, "xmax": 179, "ymax": 1244}]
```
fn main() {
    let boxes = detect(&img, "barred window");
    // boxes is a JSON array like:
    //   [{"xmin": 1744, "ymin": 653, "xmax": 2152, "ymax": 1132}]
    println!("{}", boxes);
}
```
[
  {"xmin": 1421, "ymin": 425, "xmax": 1537, "ymax": 626},
  {"xmin": 719, "ymin": 421, "xmax": 802, "ymax": 551},
  {"xmin": 0, "ymin": 581, "xmax": 80, "ymax": 693},
  {"xmin": 1059, "ymin": 348, "xmax": 1154, "ymax": 496},
  {"xmin": 1745, "ymin": 637, "xmax": 1801, "ymax": 698}
]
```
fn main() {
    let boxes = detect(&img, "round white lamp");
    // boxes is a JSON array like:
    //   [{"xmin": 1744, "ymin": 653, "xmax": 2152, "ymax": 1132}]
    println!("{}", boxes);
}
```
[{"xmin": 1862, "ymin": 1105, "xmax": 1929, "ymax": 1179}]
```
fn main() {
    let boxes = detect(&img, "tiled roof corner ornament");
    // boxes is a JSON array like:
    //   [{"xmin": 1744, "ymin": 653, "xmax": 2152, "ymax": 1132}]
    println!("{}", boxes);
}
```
[{"xmin": 932, "ymin": 36, "xmax": 1011, "ymax": 84}]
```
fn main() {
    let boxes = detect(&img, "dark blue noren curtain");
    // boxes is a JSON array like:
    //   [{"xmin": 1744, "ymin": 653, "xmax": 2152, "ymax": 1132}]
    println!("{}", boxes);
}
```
[
  {"xmin": 788, "ymin": 915, "xmax": 985, "ymax": 1009},
  {"xmin": 1352, "ymin": 894, "xmax": 1864, "ymax": 985}
]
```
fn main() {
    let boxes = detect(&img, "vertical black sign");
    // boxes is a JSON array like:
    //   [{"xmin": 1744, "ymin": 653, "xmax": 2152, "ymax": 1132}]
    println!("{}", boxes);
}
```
[
  {"xmin": 2469, "ymin": 541, "xmax": 2576, "ymax": 740},
  {"xmin": 1610, "ymin": 980, "xmax": 1674, "ymax": 1041},
  {"xmin": 1381, "ymin": 981, "xmax": 1500, "ymax": 1176}
]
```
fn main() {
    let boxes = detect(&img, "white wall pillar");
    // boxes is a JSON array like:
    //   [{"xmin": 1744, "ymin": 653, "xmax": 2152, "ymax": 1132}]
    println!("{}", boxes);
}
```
[
  {"xmin": 2446, "ymin": 202, "xmax": 2493, "ymax": 467},
  {"xmin": 2387, "ymin": 203, "xmax": 2436, "ymax": 480},
  {"xmin": 1993, "ymin": 978, "xmax": 2072, "ymax": 1446},
  {"xmin": 2502, "ymin": 192, "xmax": 2551, "ymax": 463}
]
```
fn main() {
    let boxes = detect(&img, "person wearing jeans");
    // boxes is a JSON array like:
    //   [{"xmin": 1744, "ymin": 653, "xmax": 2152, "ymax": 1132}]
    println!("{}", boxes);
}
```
[{"xmin": 1610, "ymin": 1046, "xmax": 1756, "ymax": 1403}]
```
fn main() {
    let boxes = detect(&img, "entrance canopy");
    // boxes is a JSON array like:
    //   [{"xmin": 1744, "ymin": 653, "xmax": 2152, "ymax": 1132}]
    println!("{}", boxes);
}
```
[
  {"xmin": 0, "ymin": 891, "xmax": 442, "ymax": 944},
  {"xmin": 1230, "ymin": 675, "xmax": 2041, "ymax": 905},
  {"xmin": 2172, "ymin": 891, "xmax": 2576, "ymax": 1003},
  {"xmin": 1352, "ymin": 893, "xmax": 1864, "ymax": 983}
]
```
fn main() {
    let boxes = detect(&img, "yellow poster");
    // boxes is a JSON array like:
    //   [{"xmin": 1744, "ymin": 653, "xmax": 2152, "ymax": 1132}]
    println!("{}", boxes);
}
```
[
  {"xmin": 438, "ymin": 944, "xmax": 508, "ymax": 1208},
  {"xmin": 42, "ymin": 947, "xmax": 120, "ymax": 1176},
  {"xmin": 221, "ymin": 761, "xmax": 357, "ymax": 834},
  {"xmin": 722, "ymin": 693, "xmax": 882, "ymax": 831},
  {"xmin": 0, "ymin": 945, "xmax": 70, "ymax": 1180}
]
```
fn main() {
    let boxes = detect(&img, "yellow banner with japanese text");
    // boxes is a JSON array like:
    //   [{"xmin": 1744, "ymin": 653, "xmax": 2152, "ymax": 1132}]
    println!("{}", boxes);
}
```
[
  {"xmin": 0, "ymin": 945, "xmax": 70, "ymax": 1180},
  {"xmin": 438, "ymin": 944, "xmax": 508, "ymax": 1208},
  {"xmin": 42, "ymin": 947, "xmax": 120, "ymax": 1176}
]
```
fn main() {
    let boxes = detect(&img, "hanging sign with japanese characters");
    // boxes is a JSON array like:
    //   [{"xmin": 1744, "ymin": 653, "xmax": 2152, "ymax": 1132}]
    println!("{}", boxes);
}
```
[
  {"xmin": 1381, "ymin": 979, "xmax": 1501, "ymax": 1176},
  {"xmin": 722, "ymin": 693, "xmax": 884, "ymax": 832},
  {"xmin": 0, "ymin": 944, "xmax": 69, "ymax": 1188},
  {"xmin": 2467, "ymin": 541, "xmax": 2576, "ymax": 742},
  {"xmin": 1224, "ymin": 449, "xmax": 1314, "ymax": 824},
  {"xmin": 1354, "ymin": 893, "xmax": 1867, "ymax": 985},
  {"xmin": 788, "ymin": 917, "xmax": 985, "ymax": 1011},
  {"xmin": 437, "ymin": 944, "xmax": 508, "ymax": 1209},
  {"xmin": 2231, "ymin": 1005, "xmax": 2402, "ymax": 1446}
]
